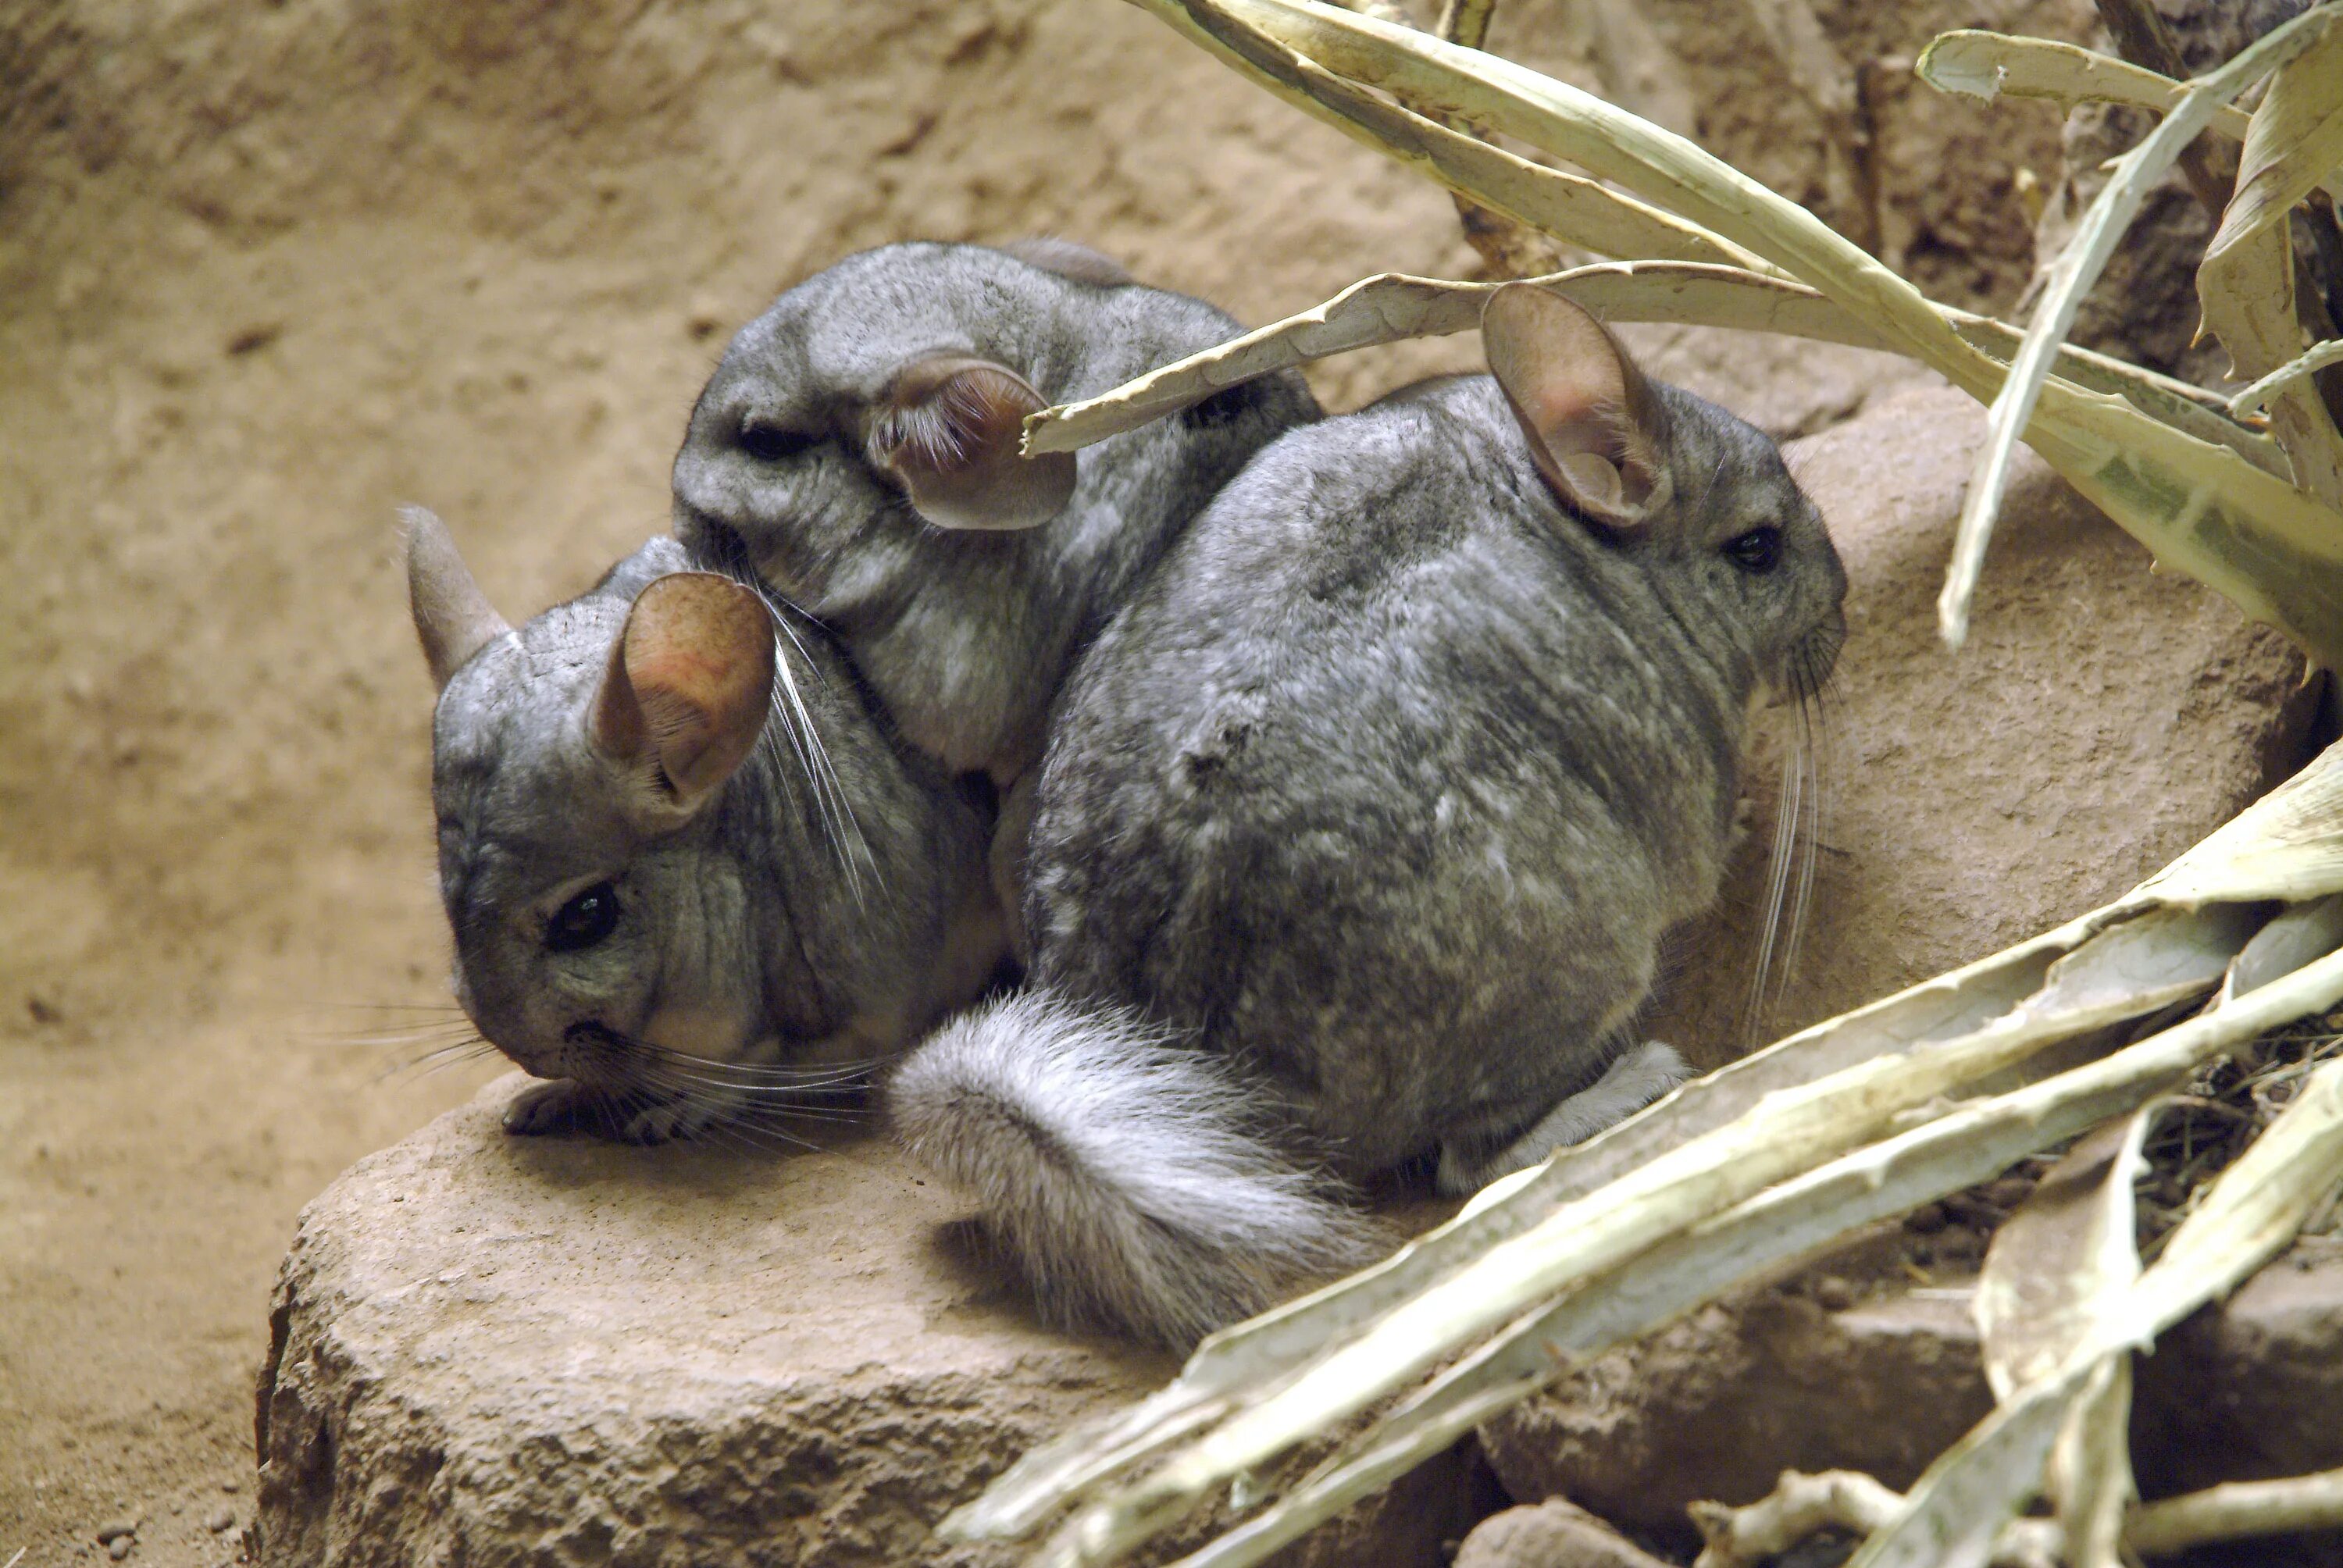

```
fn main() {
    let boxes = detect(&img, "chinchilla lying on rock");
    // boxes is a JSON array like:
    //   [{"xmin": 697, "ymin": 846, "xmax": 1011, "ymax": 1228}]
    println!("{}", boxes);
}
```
[
  {"xmin": 404, "ymin": 515, "xmax": 1004, "ymax": 1144},
  {"xmin": 888, "ymin": 284, "xmax": 1849, "ymax": 1347},
  {"xmin": 394, "ymin": 240, "xmax": 1307, "ymax": 1140}
]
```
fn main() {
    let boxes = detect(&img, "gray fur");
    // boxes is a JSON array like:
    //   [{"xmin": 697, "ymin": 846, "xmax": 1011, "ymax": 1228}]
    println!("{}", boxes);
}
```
[
  {"xmin": 890, "ymin": 349, "xmax": 1846, "ymax": 1345},
  {"xmin": 889, "ymin": 992, "xmax": 1385, "ymax": 1347},
  {"xmin": 670, "ymin": 241, "xmax": 1320, "ymax": 783},
  {"xmin": 423, "ymin": 531, "xmax": 1002, "ymax": 1142}
]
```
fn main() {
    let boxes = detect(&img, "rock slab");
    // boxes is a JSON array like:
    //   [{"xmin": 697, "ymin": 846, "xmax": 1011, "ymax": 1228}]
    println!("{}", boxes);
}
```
[{"xmin": 253, "ymin": 1078, "xmax": 1488, "ymax": 1567}]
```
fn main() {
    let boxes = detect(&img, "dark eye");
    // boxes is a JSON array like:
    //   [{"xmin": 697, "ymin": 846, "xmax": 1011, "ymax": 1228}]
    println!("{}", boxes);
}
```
[
  {"xmin": 546, "ymin": 882, "xmax": 619, "ymax": 953},
  {"xmin": 738, "ymin": 422, "xmax": 816, "ymax": 463},
  {"xmin": 1724, "ymin": 526, "xmax": 1782, "ymax": 574}
]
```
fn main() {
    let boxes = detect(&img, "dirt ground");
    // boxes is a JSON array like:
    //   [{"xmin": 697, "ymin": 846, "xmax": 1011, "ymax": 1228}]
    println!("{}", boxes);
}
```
[{"xmin": 0, "ymin": 2, "xmax": 2081, "ymax": 1563}]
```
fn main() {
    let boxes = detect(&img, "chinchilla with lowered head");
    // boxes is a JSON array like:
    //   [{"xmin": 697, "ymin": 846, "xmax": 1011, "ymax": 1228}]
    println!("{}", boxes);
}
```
[
  {"xmin": 890, "ymin": 285, "xmax": 1849, "ymax": 1347},
  {"xmin": 669, "ymin": 240, "xmax": 1321, "ymax": 789},
  {"xmin": 405, "ymin": 514, "xmax": 1003, "ymax": 1143}
]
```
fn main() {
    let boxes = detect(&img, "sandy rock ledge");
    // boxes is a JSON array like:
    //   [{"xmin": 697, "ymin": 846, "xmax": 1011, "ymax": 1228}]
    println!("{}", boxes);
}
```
[{"xmin": 253, "ymin": 1078, "xmax": 1488, "ymax": 1567}]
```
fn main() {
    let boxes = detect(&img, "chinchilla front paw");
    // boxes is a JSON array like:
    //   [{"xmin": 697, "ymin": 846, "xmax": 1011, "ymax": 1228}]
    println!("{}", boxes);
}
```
[
  {"xmin": 612, "ymin": 1096, "xmax": 729, "ymax": 1145},
  {"xmin": 502, "ymin": 1078, "xmax": 604, "ymax": 1136},
  {"xmin": 501, "ymin": 1080, "xmax": 725, "ymax": 1143}
]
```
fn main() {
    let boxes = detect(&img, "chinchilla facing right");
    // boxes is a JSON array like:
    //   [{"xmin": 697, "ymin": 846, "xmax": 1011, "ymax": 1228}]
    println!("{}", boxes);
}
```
[{"xmin": 890, "ymin": 284, "xmax": 1849, "ymax": 1349}]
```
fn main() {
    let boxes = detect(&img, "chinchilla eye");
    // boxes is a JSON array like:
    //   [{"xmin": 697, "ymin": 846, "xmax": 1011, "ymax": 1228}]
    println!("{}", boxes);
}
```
[
  {"xmin": 546, "ymin": 882, "xmax": 620, "ymax": 953},
  {"xmin": 738, "ymin": 422, "xmax": 817, "ymax": 463},
  {"xmin": 1724, "ymin": 526, "xmax": 1782, "ymax": 574}
]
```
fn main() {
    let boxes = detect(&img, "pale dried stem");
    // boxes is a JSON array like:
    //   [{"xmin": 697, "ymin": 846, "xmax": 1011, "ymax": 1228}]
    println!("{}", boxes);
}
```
[
  {"xmin": 2234, "ymin": 338, "xmax": 2343, "ymax": 417},
  {"xmin": 1433, "ymin": 0, "xmax": 1494, "ymax": 45},
  {"xmin": 1690, "ymin": 1470, "xmax": 1903, "ymax": 1568},
  {"xmin": 2128, "ymin": 1467, "xmax": 2343, "ymax": 1556},
  {"xmin": 1694, "ymin": 1465, "xmax": 2343, "ymax": 1566},
  {"xmin": 1419, "ymin": 0, "xmax": 1567, "ymax": 278}
]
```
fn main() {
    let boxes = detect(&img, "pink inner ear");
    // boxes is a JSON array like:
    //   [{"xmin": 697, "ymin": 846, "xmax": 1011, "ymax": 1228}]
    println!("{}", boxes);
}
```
[
  {"xmin": 613, "ymin": 574, "xmax": 775, "ymax": 804},
  {"xmin": 868, "ymin": 356, "xmax": 1075, "ymax": 531},
  {"xmin": 1517, "ymin": 380, "xmax": 1619, "ymax": 456},
  {"xmin": 1482, "ymin": 283, "xmax": 1666, "ymax": 526}
]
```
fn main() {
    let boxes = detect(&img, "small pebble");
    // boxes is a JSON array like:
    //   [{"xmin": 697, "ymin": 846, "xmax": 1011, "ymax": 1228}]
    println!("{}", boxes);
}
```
[
  {"xmin": 95, "ymin": 1521, "xmax": 138, "ymax": 1545},
  {"xmin": 220, "ymin": 1478, "xmax": 240, "ymax": 1493},
  {"xmin": 206, "ymin": 1507, "xmax": 236, "ymax": 1532},
  {"xmin": 1813, "ymin": 1275, "xmax": 1856, "ymax": 1311},
  {"xmin": 109, "ymin": 1539, "xmax": 132, "ymax": 1561}
]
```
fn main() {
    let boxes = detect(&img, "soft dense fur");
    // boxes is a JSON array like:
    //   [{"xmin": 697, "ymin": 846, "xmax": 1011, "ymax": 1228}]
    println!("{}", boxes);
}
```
[
  {"xmin": 889, "ymin": 992, "xmax": 1382, "ymax": 1346},
  {"xmin": 888, "ymin": 291, "xmax": 1848, "ymax": 1346},
  {"xmin": 412, "ymin": 523, "xmax": 1003, "ymax": 1142},
  {"xmin": 669, "ymin": 241, "xmax": 1320, "ymax": 785}
]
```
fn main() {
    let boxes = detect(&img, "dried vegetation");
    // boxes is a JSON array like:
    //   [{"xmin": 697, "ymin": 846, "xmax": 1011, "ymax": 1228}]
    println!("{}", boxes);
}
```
[{"xmin": 952, "ymin": 1, "xmax": 2343, "ymax": 1563}]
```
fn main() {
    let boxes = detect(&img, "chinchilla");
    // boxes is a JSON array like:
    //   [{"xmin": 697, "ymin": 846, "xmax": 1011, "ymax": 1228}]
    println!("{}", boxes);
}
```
[
  {"xmin": 404, "ymin": 511, "xmax": 1004, "ymax": 1144},
  {"xmin": 888, "ymin": 285, "xmax": 1849, "ymax": 1347},
  {"xmin": 669, "ymin": 240, "xmax": 1321, "ymax": 791}
]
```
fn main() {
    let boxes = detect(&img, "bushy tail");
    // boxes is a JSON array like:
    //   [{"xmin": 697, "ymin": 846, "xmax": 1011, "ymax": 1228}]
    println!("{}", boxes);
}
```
[{"xmin": 886, "ymin": 991, "xmax": 1385, "ymax": 1349}]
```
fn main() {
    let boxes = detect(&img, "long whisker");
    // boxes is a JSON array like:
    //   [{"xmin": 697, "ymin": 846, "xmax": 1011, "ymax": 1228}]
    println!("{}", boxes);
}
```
[
  {"xmin": 1773, "ymin": 678, "xmax": 1826, "ymax": 1017},
  {"xmin": 683, "ymin": 1089, "xmax": 830, "ymax": 1155},
  {"xmin": 1742, "ymin": 729, "xmax": 1803, "ymax": 1053},
  {"xmin": 681, "ymin": 526, "xmax": 882, "ymax": 899},
  {"xmin": 743, "ymin": 583, "xmax": 879, "ymax": 903},
  {"xmin": 629, "ymin": 1044, "xmax": 893, "ymax": 1089},
  {"xmin": 630, "ymin": 1057, "xmax": 877, "ymax": 1107},
  {"xmin": 317, "ymin": 1003, "xmax": 468, "ymax": 1015},
  {"xmin": 622, "ymin": 1032, "xmax": 895, "ymax": 1081},
  {"xmin": 373, "ymin": 1037, "xmax": 501, "ymax": 1086}
]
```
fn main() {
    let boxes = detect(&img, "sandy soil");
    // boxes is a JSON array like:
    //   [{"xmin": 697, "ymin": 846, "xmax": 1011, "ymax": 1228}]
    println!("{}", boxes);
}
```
[{"xmin": 0, "ymin": 1, "xmax": 2078, "ymax": 1562}]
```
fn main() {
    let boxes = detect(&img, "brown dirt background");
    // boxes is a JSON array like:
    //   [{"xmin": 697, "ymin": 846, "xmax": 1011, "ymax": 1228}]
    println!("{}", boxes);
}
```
[{"xmin": 0, "ymin": 1, "xmax": 2086, "ymax": 1561}]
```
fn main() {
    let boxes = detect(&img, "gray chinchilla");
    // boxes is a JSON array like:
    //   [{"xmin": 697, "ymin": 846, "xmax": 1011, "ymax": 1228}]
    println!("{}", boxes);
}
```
[
  {"xmin": 669, "ymin": 240, "xmax": 1321, "ymax": 789},
  {"xmin": 405, "ymin": 512, "xmax": 1003, "ymax": 1143},
  {"xmin": 887, "ymin": 285, "xmax": 1849, "ymax": 1347}
]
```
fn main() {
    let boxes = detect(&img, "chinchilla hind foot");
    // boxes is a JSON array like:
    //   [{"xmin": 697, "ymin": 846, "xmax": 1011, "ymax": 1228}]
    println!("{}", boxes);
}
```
[{"xmin": 1435, "ymin": 1041, "xmax": 1692, "ymax": 1197}]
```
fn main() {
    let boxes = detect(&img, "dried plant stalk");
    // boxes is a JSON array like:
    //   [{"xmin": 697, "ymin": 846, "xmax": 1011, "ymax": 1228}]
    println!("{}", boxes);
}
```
[
  {"xmin": 1977, "ymin": 1113, "xmax": 2152, "ymax": 1566},
  {"xmin": 1918, "ymin": 30, "xmax": 2343, "ymax": 201},
  {"xmin": 1135, "ymin": 0, "xmax": 2343, "ymax": 664},
  {"xmin": 1939, "ymin": 7, "xmax": 2342, "ymax": 647},
  {"xmin": 2128, "ymin": 1468, "xmax": 2343, "ymax": 1555},
  {"xmin": 2199, "ymin": 20, "xmax": 2343, "ymax": 502},
  {"xmin": 1699, "ymin": 1465, "xmax": 2343, "ymax": 1564},
  {"xmin": 1022, "ymin": 265, "xmax": 2276, "ymax": 472},
  {"xmin": 958, "ymin": 741, "xmax": 2343, "ymax": 1565},
  {"xmin": 1846, "ymin": 1053, "xmax": 2343, "ymax": 1568},
  {"xmin": 2234, "ymin": 337, "xmax": 2343, "ymax": 417}
]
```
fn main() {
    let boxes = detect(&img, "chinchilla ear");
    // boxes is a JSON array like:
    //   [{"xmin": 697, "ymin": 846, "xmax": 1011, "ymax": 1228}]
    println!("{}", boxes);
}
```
[
  {"xmin": 589, "ymin": 572, "xmax": 775, "ymax": 817},
  {"xmin": 994, "ymin": 237, "xmax": 1136, "ymax": 289},
  {"xmin": 403, "ymin": 506, "xmax": 512, "ymax": 692},
  {"xmin": 1482, "ymin": 283, "xmax": 1672, "ymax": 533},
  {"xmin": 865, "ymin": 355, "xmax": 1077, "ymax": 531}
]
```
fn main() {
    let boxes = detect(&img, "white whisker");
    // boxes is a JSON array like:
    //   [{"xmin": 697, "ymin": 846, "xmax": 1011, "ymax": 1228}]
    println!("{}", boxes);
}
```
[{"xmin": 1743, "ymin": 731, "xmax": 1803, "ymax": 1052}]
